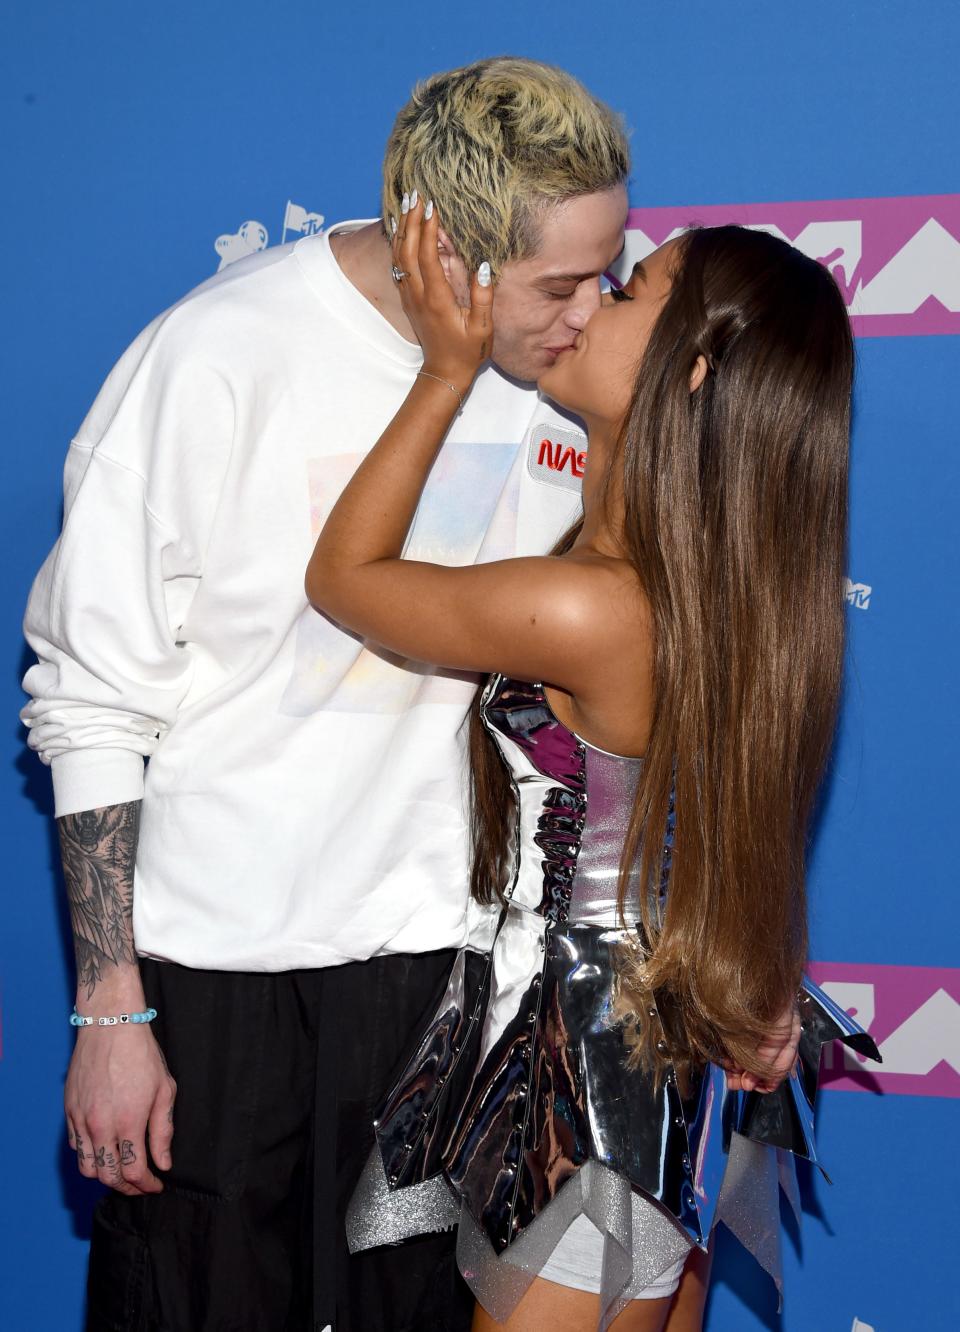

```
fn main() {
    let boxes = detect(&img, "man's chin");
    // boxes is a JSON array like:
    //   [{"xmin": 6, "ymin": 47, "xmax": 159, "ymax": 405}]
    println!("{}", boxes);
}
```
[{"xmin": 490, "ymin": 349, "xmax": 555, "ymax": 389}]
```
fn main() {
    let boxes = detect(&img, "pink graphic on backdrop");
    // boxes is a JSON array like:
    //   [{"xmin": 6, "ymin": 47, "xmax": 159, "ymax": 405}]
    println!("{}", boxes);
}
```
[
  {"xmin": 612, "ymin": 195, "xmax": 960, "ymax": 337},
  {"xmin": 808, "ymin": 961, "xmax": 960, "ymax": 1099}
]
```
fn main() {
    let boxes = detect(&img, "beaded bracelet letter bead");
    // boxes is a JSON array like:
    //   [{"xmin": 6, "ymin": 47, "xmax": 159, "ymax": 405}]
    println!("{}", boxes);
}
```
[{"xmin": 70, "ymin": 1006, "xmax": 158, "ymax": 1027}]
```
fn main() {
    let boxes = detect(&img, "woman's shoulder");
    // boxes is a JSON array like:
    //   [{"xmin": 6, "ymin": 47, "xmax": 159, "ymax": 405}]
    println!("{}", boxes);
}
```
[
  {"xmin": 552, "ymin": 551, "xmax": 651, "ymax": 644},
  {"xmin": 540, "ymin": 553, "xmax": 653, "ymax": 752}
]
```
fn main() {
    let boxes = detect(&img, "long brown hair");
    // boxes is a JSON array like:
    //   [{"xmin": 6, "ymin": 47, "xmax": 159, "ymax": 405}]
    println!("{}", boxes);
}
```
[{"xmin": 470, "ymin": 225, "xmax": 855, "ymax": 1078}]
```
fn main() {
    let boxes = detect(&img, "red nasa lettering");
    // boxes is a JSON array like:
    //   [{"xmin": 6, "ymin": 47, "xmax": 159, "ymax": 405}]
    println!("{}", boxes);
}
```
[{"xmin": 537, "ymin": 438, "xmax": 586, "ymax": 478}]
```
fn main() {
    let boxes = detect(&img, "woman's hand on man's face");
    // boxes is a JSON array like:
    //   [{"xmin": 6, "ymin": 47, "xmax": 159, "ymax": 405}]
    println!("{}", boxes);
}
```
[{"xmin": 391, "ymin": 195, "xmax": 494, "ymax": 395}]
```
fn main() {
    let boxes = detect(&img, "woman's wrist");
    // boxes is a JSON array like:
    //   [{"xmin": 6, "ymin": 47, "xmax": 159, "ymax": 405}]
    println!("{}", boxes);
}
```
[
  {"xmin": 416, "ymin": 369, "xmax": 468, "ymax": 412},
  {"xmin": 420, "ymin": 362, "xmax": 477, "ymax": 400}
]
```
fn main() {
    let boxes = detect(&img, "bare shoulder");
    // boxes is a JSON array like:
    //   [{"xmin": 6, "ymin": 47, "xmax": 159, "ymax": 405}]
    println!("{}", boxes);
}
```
[
  {"xmin": 544, "ymin": 554, "xmax": 654, "ymax": 754},
  {"xmin": 551, "ymin": 552, "xmax": 652, "ymax": 650}
]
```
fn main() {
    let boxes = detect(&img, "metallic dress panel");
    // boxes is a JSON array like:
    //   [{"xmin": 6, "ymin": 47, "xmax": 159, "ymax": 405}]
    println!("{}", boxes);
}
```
[{"xmin": 347, "ymin": 675, "xmax": 880, "ymax": 1330}]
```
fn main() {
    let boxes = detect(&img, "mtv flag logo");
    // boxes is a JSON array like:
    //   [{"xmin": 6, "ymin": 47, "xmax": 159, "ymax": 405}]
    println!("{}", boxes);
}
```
[
  {"xmin": 282, "ymin": 200, "xmax": 324, "ymax": 243},
  {"xmin": 808, "ymin": 961, "xmax": 960, "ymax": 1098},
  {"xmin": 844, "ymin": 577, "xmax": 872, "ymax": 610},
  {"xmin": 610, "ymin": 195, "xmax": 960, "ymax": 338},
  {"xmin": 214, "ymin": 220, "xmax": 269, "ymax": 271}
]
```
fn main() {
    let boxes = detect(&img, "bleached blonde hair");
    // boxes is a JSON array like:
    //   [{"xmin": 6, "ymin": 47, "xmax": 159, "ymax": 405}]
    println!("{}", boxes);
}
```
[{"xmin": 382, "ymin": 57, "xmax": 630, "ymax": 274}]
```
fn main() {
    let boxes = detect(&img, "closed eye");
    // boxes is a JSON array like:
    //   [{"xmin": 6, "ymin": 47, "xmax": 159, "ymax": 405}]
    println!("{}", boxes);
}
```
[{"xmin": 609, "ymin": 286, "xmax": 633, "ymax": 303}]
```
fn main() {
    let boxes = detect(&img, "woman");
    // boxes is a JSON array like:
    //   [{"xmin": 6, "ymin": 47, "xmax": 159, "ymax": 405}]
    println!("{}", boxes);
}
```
[{"xmin": 306, "ymin": 201, "xmax": 879, "ymax": 1331}]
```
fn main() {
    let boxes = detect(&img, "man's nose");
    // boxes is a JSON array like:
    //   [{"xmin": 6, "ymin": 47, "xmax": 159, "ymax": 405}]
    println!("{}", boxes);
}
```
[{"xmin": 564, "ymin": 280, "xmax": 603, "ymax": 329}]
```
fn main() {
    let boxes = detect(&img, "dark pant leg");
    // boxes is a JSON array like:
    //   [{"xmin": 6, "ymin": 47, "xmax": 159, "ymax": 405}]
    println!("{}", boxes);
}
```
[
  {"xmin": 85, "ymin": 952, "xmax": 475, "ymax": 1332},
  {"xmin": 86, "ymin": 962, "xmax": 319, "ymax": 1332},
  {"xmin": 329, "ymin": 950, "xmax": 475, "ymax": 1332}
]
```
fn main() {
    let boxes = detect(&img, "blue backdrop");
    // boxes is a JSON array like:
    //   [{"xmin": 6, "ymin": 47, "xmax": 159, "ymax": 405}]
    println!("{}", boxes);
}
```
[{"xmin": 3, "ymin": 3, "xmax": 958, "ymax": 1329}]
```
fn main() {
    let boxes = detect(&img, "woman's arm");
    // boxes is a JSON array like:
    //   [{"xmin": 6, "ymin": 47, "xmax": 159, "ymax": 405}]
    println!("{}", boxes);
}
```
[{"xmin": 307, "ymin": 201, "xmax": 625, "ymax": 692}]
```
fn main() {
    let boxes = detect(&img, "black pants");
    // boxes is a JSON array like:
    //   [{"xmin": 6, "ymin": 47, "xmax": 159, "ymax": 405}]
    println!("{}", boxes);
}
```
[{"xmin": 86, "ymin": 951, "xmax": 474, "ymax": 1332}]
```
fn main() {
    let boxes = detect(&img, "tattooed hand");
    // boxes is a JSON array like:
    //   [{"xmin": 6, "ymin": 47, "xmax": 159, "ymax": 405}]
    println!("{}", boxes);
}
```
[
  {"xmin": 66, "ymin": 1023, "xmax": 176, "ymax": 1195},
  {"xmin": 60, "ymin": 802, "xmax": 177, "ymax": 1194},
  {"xmin": 68, "ymin": 1128, "xmax": 86, "ymax": 1168}
]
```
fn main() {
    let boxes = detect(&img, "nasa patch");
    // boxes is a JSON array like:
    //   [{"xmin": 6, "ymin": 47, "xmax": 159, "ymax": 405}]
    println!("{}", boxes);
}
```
[{"xmin": 526, "ymin": 424, "xmax": 588, "ymax": 494}]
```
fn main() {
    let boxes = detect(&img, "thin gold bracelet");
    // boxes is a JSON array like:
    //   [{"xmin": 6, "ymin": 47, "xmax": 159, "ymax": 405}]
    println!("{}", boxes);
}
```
[{"xmin": 416, "ymin": 370, "xmax": 464, "ymax": 411}]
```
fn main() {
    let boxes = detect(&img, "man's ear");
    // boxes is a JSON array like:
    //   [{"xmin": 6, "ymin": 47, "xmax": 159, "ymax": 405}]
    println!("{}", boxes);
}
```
[{"xmin": 437, "ymin": 226, "xmax": 472, "ymax": 307}]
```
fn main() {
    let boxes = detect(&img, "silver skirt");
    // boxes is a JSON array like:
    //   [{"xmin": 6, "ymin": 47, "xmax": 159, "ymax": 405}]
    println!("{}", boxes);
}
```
[{"xmin": 346, "ymin": 926, "xmax": 878, "ymax": 1330}]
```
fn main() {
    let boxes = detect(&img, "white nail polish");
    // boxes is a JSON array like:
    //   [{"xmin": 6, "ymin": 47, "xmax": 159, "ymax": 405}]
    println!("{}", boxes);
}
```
[
  {"xmin": 410, "ymin": 188, "xmax": 418, "ymax": 208},
  {"xmin": 401, "ymin": 192, "xmax": 410, "ymax": 214},
  {"xmin": 390, "ymin": 216, "xmax": 397, "ymax": 235},
  {"xmin": 477, "ymin": 261, "xmax": 492, "ymax": 287},
  {"xmin": 424, "ymin": 200, "xmax": 434, "ymax": 220}
]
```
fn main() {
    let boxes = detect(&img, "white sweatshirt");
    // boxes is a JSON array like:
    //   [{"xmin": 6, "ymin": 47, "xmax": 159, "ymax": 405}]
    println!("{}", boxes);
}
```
[{"xmin": 22, "ymin": 222, "xmax": 587, "ymax": 970}]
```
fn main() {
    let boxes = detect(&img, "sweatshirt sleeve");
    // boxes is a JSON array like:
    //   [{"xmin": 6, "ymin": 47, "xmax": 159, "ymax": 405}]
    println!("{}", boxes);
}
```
[{"xmin": 21, "ymin": 310, "xmax": 235, "ymax": 817}]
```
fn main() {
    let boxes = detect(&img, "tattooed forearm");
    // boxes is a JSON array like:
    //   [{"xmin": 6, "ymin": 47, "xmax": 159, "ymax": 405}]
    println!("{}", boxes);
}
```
[{"xmin": 58, "ymin": 802, "xmax": 142, "ymax": 999}]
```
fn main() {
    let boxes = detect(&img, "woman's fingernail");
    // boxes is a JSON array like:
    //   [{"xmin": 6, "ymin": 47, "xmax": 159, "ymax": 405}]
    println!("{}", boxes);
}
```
[
  {"xmin": 424, "ymin": 199, "xmax": 434, "ymax": 220},
  {"xmin": 477, "ymin": 261, "xmax": 492, "ymax": 287},
  {"xmin": 410, "ymin": 188, "xmax": 419, "ymax": 208},
  {"xmin": 390, "ymin": 216, "xmax": 397, "ymax": 235},
  {"xmin": 401, "ymin": 192, "xmax": 410, "ymax": 214}
]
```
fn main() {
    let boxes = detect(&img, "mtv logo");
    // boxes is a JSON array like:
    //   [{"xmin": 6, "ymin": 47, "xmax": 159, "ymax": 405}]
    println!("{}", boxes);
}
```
[
  {"xmin": 844, "ymin": 577, "xmax": 872, "ymax": 610},
  {"xmin": 613, "ymin": 195, "xmax": 960, "ymax": 338},
  {"xmin": 819, "ymin": 983, "xmax": 875, "ymax": 1069},
  {"xmin": 811, "ymin": 962, "xmax": 960, "ymax": 1098},
  {"xmin": 282, "ymin": 200, "xmax": 325, "ymax": 243},
  {"xmin": 856, "ymin": 217, "xmax": 960, "ymax": 317},
  {"xmin": 610, "ymin": 220, "xmax": 863, "ymax": 307}
]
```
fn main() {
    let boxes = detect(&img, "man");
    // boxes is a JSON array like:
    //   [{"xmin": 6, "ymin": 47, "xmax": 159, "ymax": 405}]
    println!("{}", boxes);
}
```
[{"xmin": 23, "ymin": 57, "xmax": 629, "ymax": 1331}]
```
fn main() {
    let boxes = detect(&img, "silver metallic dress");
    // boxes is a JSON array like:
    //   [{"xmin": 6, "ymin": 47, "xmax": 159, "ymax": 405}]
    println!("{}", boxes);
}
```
[{"xmin": 347, "ymin": 675, "xmax": 880, "ymax": 1330}]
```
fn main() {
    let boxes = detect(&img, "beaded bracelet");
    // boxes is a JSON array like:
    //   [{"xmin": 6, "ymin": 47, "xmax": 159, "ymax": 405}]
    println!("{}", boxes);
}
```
[{"xmin": 70, "ymin": 1006, "xmax": 158, "ymax": 1028}]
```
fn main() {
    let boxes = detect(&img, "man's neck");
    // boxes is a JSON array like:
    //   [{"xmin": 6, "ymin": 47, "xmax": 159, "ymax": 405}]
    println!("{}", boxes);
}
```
[{"xmin": 328, "ymin": 222, "xmax": 418, "ymax": 344}]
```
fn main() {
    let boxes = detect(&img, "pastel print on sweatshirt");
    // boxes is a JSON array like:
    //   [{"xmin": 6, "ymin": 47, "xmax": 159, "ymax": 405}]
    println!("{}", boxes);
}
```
[{"xmin": 281, "ymin": 441, "xmax": 520, "ymax": 716}]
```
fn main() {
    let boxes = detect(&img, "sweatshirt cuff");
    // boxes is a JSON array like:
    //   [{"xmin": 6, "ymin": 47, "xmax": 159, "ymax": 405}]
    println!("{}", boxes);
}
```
[{"xmin": 51, "ymin": 749, "xmax": 146, "ymax": 818}]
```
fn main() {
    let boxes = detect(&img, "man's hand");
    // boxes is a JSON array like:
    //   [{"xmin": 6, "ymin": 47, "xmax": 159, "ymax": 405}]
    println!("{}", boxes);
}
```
[
  {"xmin": 66, "ymin": 1022, "xmax": 176, "ymax": 1195},
  {"xmin": 723, "ymin": 999, "xmax": 802, "ymax": 1094},
  {"xmin": 57, "ymin": 801, "xmax": 176, "ymax": 1193}
]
